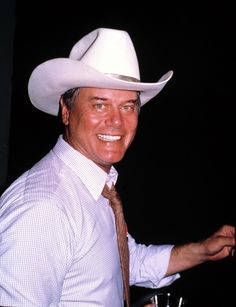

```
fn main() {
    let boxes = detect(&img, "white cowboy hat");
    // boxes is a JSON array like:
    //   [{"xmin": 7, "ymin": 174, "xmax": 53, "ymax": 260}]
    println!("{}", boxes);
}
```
[{"xmin": 28, "ymin": 27, "xmax": 173, "ymax": 116}]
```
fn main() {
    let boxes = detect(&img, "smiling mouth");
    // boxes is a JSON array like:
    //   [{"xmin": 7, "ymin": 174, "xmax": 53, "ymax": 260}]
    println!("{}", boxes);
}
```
[{"xmin": 97, "ymin": 134, "xmax": 121, "ymax": 142}]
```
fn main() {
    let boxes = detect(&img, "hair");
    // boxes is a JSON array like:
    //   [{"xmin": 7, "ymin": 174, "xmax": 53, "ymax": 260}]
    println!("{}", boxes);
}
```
[
  {"xmin": 61, "ymin": 87, "xmax": 141, "ymax": 113},
  {"xmin": 61, "ymin": 87, "xmax": 80, "ymax": 110}
]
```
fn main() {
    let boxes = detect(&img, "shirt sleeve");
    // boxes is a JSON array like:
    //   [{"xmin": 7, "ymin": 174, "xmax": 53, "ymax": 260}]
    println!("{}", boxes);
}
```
[
  {"xmin": 128, "ymin": 234, "xmax": 180, "ymax": 288},
  {"xmin": 0, "ymin": 199, "xmax": 74, "ymax": 306}
]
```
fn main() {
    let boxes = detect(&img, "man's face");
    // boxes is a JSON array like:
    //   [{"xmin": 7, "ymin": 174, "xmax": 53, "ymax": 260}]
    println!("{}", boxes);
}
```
[{"xmin": 61, "ymin": 87, "xmax": 139, "ymax": 172}]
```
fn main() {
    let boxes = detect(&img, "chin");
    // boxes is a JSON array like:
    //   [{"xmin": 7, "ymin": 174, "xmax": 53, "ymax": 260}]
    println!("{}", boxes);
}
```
[{"xmin": 104, "ymin": 154, "xmax": 124, "ymax": 164}]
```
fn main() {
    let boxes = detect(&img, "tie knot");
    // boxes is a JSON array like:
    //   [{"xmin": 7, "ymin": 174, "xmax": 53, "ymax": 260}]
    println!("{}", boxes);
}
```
[
  {"xmin": 102, "ymin": 183, "xmax": 123, "ymax": 211},
  {"xmin": 102, "ymin": 183, "xmax": 118, "ymax": 200}
]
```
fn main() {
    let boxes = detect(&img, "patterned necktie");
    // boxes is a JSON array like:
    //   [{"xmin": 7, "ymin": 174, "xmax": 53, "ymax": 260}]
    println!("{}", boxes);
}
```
[{"xmin": 102, "ymin": 183, "xmax": 130, "ymax": 307}]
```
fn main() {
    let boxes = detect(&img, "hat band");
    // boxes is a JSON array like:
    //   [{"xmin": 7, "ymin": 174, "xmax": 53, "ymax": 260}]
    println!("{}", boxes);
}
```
[{"xmin": 105, "ymin": 73, "xmax": 140, "ymax": 82}]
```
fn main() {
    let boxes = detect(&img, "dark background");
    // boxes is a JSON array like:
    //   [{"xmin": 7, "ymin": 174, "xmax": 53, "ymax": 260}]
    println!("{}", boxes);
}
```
[{"xmin": 1, "ymin": 1, "xmax": 235, "ymax": 306}]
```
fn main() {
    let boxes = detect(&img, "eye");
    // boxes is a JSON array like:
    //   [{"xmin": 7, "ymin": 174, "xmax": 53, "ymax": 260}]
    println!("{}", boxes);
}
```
[
  {"xmin": 121, "ymin": 102, "xmax": 137, "ymax": 112},
  {"xmin": 93, "ymin": 103, "xmax": 106, "ymax": 111}
]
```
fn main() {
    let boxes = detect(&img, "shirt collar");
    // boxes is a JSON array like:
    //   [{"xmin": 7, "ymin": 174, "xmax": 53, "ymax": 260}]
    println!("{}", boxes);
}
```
[{"xmin": 52, "ymin": 135, "xmax": 118, "ymax": 200}]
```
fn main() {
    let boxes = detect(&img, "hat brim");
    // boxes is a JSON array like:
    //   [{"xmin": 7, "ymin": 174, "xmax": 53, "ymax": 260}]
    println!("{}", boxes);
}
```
[{"xmin": 28, "ymin": 58, "xmax": 173, "ymax": 116}]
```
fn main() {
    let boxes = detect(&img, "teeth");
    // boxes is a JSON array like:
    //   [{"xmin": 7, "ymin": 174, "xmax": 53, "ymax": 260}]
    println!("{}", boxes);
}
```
[{"xmin": 97, "ymin": 134, "xmax": 121, "ymax": 141}]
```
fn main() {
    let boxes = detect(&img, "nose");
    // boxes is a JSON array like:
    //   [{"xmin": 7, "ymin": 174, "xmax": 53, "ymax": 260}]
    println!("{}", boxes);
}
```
[{"xmin": 105, "ymin": 107, "xmax": 123, "ymax": 128}]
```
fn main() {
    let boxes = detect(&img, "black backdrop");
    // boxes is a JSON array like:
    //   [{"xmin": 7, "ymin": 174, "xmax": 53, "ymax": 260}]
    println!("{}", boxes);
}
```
[{"xmin": 2, "ymin": 1, "xmax": 235, "ymax": 306}]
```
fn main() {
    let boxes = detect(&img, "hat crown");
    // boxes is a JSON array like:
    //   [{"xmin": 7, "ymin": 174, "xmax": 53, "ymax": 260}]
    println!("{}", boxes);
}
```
[{"xmin": 69, "ymin": 28, "xmax": 140, "ymax": 80}]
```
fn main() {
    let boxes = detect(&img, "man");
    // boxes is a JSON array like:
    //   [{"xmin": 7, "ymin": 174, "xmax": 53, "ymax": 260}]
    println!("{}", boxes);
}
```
[{"xmin": 0, "ymin": 28, "xmax": 234, "ymax": 307}]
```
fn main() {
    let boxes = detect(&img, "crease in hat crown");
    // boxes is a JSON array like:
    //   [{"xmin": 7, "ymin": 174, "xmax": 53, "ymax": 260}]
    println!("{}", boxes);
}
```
[
  {"xmin": 69, "ymin": 28, "xmax": 140, "ymax": 81},
  {"xmin": 28, "ymin": 27, "xmax": 173, "ymax": 116}
]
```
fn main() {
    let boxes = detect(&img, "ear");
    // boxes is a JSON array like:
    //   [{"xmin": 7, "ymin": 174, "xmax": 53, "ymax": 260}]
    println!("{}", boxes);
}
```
[{"xmin": 60, "ymin": 99, "xmax": 70, "ymax": 125}]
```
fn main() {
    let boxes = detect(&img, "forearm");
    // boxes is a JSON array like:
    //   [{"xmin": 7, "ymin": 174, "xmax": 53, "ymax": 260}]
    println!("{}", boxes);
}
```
[
  {"xmin": 165, "ymin": 242, "xmax": 205, "ymax": 276},
  {"xmin": 165, "ymin": 224, "xmax": 235, "ymax": 276}
]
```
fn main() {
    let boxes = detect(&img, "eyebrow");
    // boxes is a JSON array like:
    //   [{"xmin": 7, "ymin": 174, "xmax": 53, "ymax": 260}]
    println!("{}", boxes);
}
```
[
  {"xmin": 91, "ymin": 95, "xmax": 107, "ymax": 101},
  {"xmin": 90, "ymin": 95, "xmax": 139, "ymax": 103}
]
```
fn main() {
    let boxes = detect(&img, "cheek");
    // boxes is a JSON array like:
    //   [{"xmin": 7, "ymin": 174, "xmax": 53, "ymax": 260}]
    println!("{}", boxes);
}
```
[
  {"xmin": 80, "ymin": 116, "xmax": 102, "ymax": 133},
  {"xmin": 125, "ymin": 120, "xmax": 138, "ymax": 144},
  {"xmin": 87, "ymin": 115, "xmax": 102, "ymax": 125},
  {"xmin": 128, "ymin": 128, "xmax": 137, "ymax": 144},
  {"xmin": 70, "ymin": 110, "xmax": 100, "ymax": 130},
  {"xmin": 129, "ymin": 118, "xmax": 138, "ymax": 134}
]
